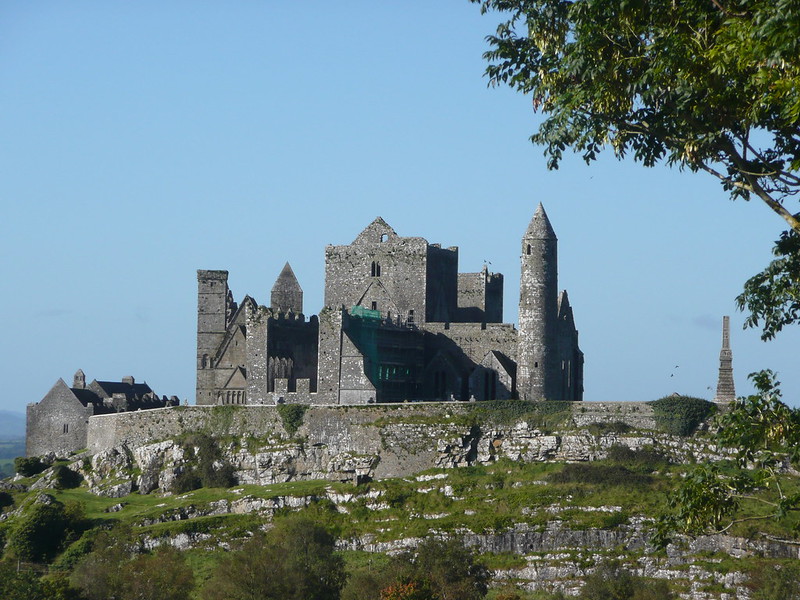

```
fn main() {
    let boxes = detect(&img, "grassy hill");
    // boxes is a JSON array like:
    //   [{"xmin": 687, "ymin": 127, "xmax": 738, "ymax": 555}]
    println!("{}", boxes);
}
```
[
  {"xmin": 2, "ymin": 439, "xmax": 799, "ymax": 599},
  {"xmin": 2, "ymin": 394, "xmax": 798, "ymax": 599}
]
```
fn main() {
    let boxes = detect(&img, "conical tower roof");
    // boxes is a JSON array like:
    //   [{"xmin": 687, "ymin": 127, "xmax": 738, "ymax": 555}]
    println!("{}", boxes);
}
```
[
  {"xmin": 524, "ymin": 203, "xmax": 557, "ymax": 240},
  {"xmin": 271, "ymin": 262, "xmax": 302, "ymax": 294},
  {"xmin": 271, "ymin": 262, "xmax": 303, "ymax": 314}
]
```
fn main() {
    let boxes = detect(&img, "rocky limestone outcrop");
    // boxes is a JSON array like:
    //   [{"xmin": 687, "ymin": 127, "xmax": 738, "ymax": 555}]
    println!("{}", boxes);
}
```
[{"xmin": 73, "ymin": 419, "xmax": 733, "ymax": 497}]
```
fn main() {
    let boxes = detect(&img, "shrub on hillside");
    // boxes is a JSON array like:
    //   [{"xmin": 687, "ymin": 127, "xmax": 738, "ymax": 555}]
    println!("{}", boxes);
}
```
[
  {"xmin": 171, "ymin": 433, "xmax": 236, "ymax": 493},
  {"xmin": 201, "ymin": 515, "xmax": 345, "ymax": 600},
  {"xmin": 586, "ymin": 421, "xmax": 631, "ymax": 436},
  {"xmin": 14, "ymin": 457, "xmax": 46, "ymax": 477},
  {"xmin": 605, "ymin": 445, "xmax": 671, "ymax": 472},
  {"xmin": 7, "ymin": 499, "xmax": 87, "ymax": 563},
  {"xmin": 577, "ymin": 561, "xmax": 675, "ymax": 599},
  {"xmin": 747, "ymin": 561, "xmax": 800, "ymax": 600},
  {"xmin": 385, "ymin": 537, "xmax": 490, "ymax": 600},
  {"xmin": 548, "ymin": 463, "xmax": 652, "ymax": 486},
  {"xmin": 52, "ymin": 465, "xmax": 82, "ymax": 489},
  {"xmin": 648, "ymin": 396, "xmax": 716, "ymax": 436},
  {"xmin": 72, "ymin": 529, "xmax": 194, "ymax": 600},
  {"xmin": 277, "ymin": 403, "xmax": 308, "ymax": 436}
]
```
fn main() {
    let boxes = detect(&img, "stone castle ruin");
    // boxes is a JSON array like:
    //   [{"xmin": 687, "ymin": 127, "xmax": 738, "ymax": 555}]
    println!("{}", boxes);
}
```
[
  {"xmin": 197, "ymin": 203, "xmax": 583, "ymax": 405},
  {"xmin": 25, "ymin": 204, "xmax": 583, "ymax": 458},
  {"xmin": 26, "ymin": 370, "xmax": 178, "ymax": 457}
]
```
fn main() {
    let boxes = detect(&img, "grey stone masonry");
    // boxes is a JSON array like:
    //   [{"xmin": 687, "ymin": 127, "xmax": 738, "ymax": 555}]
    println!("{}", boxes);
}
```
[
  {"xmin": 518, "ymin": 204, "xmax": 560, "ymax": 401},
  {"xmin": 714, "ymin": 316, "xmax": 736, "ymax": 402},
  {"xmin": 28, "ymin": 371, "xmax": 178, "ymax": 457},
  {"xmin": 196, "ymin": 205, "xmax": 583, "ymax": 405}
]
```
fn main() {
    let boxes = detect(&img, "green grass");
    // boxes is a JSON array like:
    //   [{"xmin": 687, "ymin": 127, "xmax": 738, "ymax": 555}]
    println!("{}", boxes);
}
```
[{"xmin": 5, "ymin": 445, "xmax": 800, "ymax": 600}]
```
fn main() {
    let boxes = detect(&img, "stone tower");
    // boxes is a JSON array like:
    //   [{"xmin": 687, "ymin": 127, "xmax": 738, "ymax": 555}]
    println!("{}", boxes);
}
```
[
  {"xmin": 517, "ymin": 203, "xmax": 559, "ymax": 401},
  {"xmin": 271, "ymin": 262, "xmax": 303, "ymax": 314},
  {"xmin": 196, "ymin": 270, "xmax": 230, "ymax": 405},
  {"xmin": 714, "ymin": 315, "xmax": 736, "ymax": 402}
]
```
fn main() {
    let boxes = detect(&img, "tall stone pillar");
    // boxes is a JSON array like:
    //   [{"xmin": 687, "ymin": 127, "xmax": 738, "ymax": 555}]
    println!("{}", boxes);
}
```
[
  {"xmin": 517, "ymin": 203, "xmax": 559, "ymax": 401},
  {"xmin": 714, "ymin": 316, "xmax": 736, "ymax": 402}
]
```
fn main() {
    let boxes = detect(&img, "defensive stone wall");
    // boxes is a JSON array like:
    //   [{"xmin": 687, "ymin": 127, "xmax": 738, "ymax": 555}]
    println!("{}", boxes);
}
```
[{"xmin": 88, "ymin": 401, "xmax": 657, "ymax": 459}]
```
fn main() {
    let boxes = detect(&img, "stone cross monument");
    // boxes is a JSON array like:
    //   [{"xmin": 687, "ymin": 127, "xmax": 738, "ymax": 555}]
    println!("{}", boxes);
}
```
[{"xmin": 714, "ymin": 316, "xmax": 736, "ymax": 402}]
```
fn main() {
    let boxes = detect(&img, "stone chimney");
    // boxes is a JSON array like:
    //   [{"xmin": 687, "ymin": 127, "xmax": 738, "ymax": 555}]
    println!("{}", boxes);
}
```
[
  {"xmin": 73, "ymin": 369, "xmax": 86, "ymax": 389},
  {"xmin": 122, "ymin": 376, "xmax": 135, "ymax": 385}
]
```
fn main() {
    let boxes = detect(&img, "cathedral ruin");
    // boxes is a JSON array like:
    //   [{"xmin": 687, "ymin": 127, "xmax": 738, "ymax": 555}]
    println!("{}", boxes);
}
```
[{"xmin": 196, "ymin": 204, "xmax": 584, "ymax": 405}]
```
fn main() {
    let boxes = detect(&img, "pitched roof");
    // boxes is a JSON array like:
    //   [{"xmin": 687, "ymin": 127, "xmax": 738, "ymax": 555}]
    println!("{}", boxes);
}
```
[{"xmin": 91, "ymin": 380, "xmax": 153, "ymax": 400}]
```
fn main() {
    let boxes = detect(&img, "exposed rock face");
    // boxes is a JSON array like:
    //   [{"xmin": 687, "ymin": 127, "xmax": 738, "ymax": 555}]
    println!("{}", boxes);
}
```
[
  {"xmin": 133, "ymin": 441, "xmax": 184, "ymax": 494},
  {"xmin": 87, "ymin": 403, "xmax": 662, "ymax": 456},
  {"xmin": 76, "ymin": 404, "xmax": 735, "ymax": 497},
  {"xmin": 79, "ymin": 421, "xmax": 725, "ymax": 496}
]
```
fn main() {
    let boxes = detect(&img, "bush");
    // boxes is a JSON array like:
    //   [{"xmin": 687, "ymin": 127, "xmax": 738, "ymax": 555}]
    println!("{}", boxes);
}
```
[
  {"xmin": 54, "ymin": 531, "xmax": 97, "ymax": 571},
  {"xmin": 172, "ymin": 470, "xmax": 203, "ymax": 493},
  {"xmin": 577, "ymin": 561, "xmax": 675, "ymax": 599},
  {"xmin": 0, "ymin": 561, "xmax": 49, "ymax": 600},
  {"xmin": 8, "ymin": 501, "xmax": 69, "ymax": 562},
  {"xmin": 586, "ymin": 421, "xmax": 631, "ymax": 436},
  {"xmin": 386, "ymin": 537, "xmax": 491, "ymax": 600},
  {"xmin": 605, "ymin": 445, "xmax": 671, "ymax": 472},
  {"xmin": 201, "ymin": 515, "xmax": 345, "ymax": 600},
  {"xmin": 52, "ymin": 465, "xmax": 82, "ymax": 489},
  {"xmin": 648, "ymin": 396, "xmax": 716, "ymax": 436},
  {"xmin": 0, "ymin": 491, "xmax": 13, "ymax": 510},
  {"xmin": 72, "ymin": 531, "xmax": 194, "ymax": 600},
  {"xmin": 748, "ymin": 561, "xmax": 800, "ymax": 600},
  {"xmin": 14, "ymin": 457, "xmax": 46, "ymax": 477},
  {"xmin": 277, "ymin": 403, "xmax": 308, "ymax": 436},
  {"xmin": 548, "ymin": 463, "xmax": 652, "ymax": 487},
  {"xmin": 171, "ymin": 433, "xmax": 236, "ymax": 493}
]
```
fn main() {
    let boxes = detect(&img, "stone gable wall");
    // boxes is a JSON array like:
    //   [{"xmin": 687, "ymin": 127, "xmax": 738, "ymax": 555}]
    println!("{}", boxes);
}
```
[
  {"xmin": 27, "ymin": 383, "xmax": 93, "ymax": 457},
  {"xmin": 424, "ymin": 322, "xmax": 519, "ymax": 364}
]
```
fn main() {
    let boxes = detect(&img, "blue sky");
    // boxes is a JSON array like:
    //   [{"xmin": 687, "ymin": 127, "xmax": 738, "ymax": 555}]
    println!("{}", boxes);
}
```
[{"xmin": 2, "ymin": 1, "xmax": 797, "ymax": 415}]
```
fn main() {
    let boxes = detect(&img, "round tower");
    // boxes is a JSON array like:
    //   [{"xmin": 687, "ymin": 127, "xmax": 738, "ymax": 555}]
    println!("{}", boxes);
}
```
[{"xmin": 518, "ymin": 203, "xmax": 559, "ymax": 400}]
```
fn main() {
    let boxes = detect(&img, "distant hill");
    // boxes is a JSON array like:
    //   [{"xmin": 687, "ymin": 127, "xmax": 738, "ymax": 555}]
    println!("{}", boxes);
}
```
[{"xmin": 0, "ymin": 410, "xmax": 25, "ymax": 440}]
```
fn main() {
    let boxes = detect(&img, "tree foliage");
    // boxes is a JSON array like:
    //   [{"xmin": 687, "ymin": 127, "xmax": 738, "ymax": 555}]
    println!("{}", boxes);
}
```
[
  {"xmin": 576, "ymin": 561, "xmax": 675, "ymax": 600},
  {"xmin": 71, "ymin": 527, "xmax": 194, "ymax": 600},
  {"xmin": 201, "ymin": 515, "xmax": 346, "ymax": 600},
  {"xmin": 648, "ymin": 395, "xmax": 716, "ymax": 436},
  {"xmin": 472, "ymin": 0, "xmax": 800, "ymax": 336},
  {"xmin": 14, "ymin": 457, "xmax": 46, "ymax": 477},
  {"xmin": 7, "ymin": 498, "xmax": 86, "ymax": 563},
  {"xmin": 737, "ymin": 228, "xmax": 800, "ymax": 339},
  {"xmin": 657, "ymin": 371, "xmax": 800, "ymax": 545},
  {"xmin": 384, "ymin": 538, "xmax": 490, "ymax": 600},
  {"xmin": 172, "ymin": 432, "xmax": 236, "ymax": 493}
]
